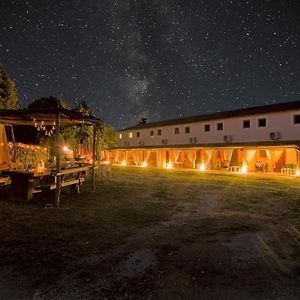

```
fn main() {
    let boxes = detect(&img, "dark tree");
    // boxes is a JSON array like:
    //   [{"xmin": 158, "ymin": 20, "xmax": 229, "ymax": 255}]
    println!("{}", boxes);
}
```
[
  {"xmin": 0, "ymin": 64, "xmax": 21, "ymax": 109},
  {"xmin": 75, "ymin": 100, "xmax": 93, "ymax": 116},
  {"xmin": 28, "ymin": 96, "xmax": 70, "ymax": 110},
  {"xmin": 98, "ymin": 124, "xmax": 116, "ymax": 150}
]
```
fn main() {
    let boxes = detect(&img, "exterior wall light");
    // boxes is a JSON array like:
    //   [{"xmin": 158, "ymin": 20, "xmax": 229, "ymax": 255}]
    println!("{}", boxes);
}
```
[
  {"xmin": 165, "ymin": 163, "xmax": 173, "ymax": 169},
  {"xmin": 240, "ymin": 166, "xmax": 247, "ymax": 173},
  {"xmin": 198, "ymin": 163, "xmax": 206, "ymax": 171}
]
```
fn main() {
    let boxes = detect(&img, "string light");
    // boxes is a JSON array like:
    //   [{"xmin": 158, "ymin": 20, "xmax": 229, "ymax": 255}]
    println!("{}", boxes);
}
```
[{"xmin": 33, "ymin": 118, "xmax": 56, "ymax": 136}]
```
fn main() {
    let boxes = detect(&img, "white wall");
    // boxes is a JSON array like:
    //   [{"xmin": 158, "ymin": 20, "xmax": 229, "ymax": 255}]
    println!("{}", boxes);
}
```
[{"xmin": 117, "ymin": 109, "xmax": 300, "ymax": 148}]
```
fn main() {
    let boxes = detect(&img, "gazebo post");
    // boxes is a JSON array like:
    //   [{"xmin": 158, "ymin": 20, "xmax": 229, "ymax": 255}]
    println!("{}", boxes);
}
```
[
  {"xmin": 92, "ymin": 125, "xmax": 96, "ymax": 191},
  {"xmin": 9, "ymin": 125, "xmax": 16, "ymax": 163},
  {"xmin": 55, "ymin": 110, "xmax": 61, "ymax": 207}
]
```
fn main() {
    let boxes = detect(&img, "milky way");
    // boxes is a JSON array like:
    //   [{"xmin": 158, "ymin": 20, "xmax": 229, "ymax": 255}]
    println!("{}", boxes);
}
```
[{"xmin": 0, "ymin": 0, "xmax": 299, "ymax": 129}]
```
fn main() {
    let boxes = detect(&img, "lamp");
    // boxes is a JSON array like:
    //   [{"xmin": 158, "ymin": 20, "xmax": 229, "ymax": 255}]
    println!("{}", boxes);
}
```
[
  {"xmin": 165, "ymin": 163, "xmax": 173, "ymax": 169},
  {"xmin": 198, "ymin": 163, "xmax": 206, "ymax": 171},
  {"xmin": 240, "ymin": 166, "xmax": 247, "ymax": 173}
]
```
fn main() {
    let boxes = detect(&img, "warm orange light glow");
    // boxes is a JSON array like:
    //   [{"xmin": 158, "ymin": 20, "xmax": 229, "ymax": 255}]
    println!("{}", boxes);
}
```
[
  {"xmin": 8, "ymin": 142, "xmax": 47, "ymax": 152},
  {"xmin": 165, "ymin": 163, "xmax": 173, "ymax": 169},
  {"xmin": 141, "ymin": 161, "xmax": 147, "ymax": 167},
  {"xmin": 103, "ymin": 160, "xmax": 110, "ymax": 165},
  {"xmin": 129, "ymin": 132, "xmax": 133, "ymax": 138},
  {"xmin": 62, "ymin": 146, "xmax": 73, "ymax": 154},
  {"xmin": 121, "ymin": 160, "xmax": 127, "ymax": 166},
  {"xmin": 296, "ymin": 170, "xmax": 300, "ymax": 176},
  {"xmin": 240, "ymin": 166, "xmax": 247, "ymax": 173},
  {"xmin": 36, "ymin": 166, "xmax": 46, "ymax": 172},
  {"xmin": 36, "ymin": 160, "xmax": 46, "ymax": 172},
  {"xmin": 119, "ymin": 133, "xmax": 122, "ymax": 139},
  {"xmin": 198, "ymin": 163, "xmax": 206, "ymax": 171}
]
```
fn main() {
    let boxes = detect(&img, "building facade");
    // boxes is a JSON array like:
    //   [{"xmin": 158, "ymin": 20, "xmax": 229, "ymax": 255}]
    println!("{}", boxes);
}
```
[{"xmin": 102, "ymin": 101, "xmax": 300, "ymax": 174}]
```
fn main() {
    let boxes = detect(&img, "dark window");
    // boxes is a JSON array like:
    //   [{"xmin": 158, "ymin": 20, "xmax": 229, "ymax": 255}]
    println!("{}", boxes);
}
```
[
  {"xmin": 174, "ymin": 127, "xmax": 179, "ymax": 134},
  {"xmin": 243, "ymin": 120, "xmax": 250, "ymax": 128},
  {"xmin": 157, "ymin": 129, "xmax": 162, "ymax": 136},
  {"xmin": 294, "ymin": 115, "xmax": 300, "ymax": 124},
  {"xmin": 204, "ymin": 124, "xmax": 210, "ymax": 132},
  {"xmin": 217, "ymin": 123, "xmax": 223, "ymax": 131},
  {"xmin": 185, "ymin": 126, "xmax": 190, "ymax": 134},
  {"xmin": 258, "ymin": 118, "xmax": 266, "ymax": 127},
  {"xmin": 136, "ymin": 132, "xmax": 140, "ymax": 138},
  {"xmin": 150, "ymin": 130, "xmax": 154, "ymax": 136}
]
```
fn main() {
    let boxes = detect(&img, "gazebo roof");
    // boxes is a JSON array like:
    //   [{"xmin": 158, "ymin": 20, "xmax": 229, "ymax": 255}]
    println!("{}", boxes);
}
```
[{"xmin": 0, "ymin": 108, "xmax": 101, "ymax": 126}]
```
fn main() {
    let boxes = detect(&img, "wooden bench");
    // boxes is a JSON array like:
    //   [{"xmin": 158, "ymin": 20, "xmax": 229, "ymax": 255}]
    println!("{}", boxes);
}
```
[{"xmin": 34, "ymin": 166, "xmax": 90, "ymax": 201}]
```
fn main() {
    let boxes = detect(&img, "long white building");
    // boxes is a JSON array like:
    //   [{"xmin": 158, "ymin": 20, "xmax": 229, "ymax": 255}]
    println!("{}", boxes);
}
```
[{"xmin": 103, "ymin": 101, "xmax": 300, "ymax": 174}]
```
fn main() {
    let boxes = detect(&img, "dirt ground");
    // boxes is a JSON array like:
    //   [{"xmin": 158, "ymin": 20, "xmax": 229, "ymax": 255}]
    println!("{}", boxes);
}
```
[{"xmin": 0, "ymin": 167, "xmax": 299, "ymax": 299}]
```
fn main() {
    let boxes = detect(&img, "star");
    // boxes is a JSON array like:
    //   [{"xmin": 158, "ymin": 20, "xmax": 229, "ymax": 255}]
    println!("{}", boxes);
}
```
[{"xmin": 0, "ymin": 0, "xmax": 299, "ymax": 129}]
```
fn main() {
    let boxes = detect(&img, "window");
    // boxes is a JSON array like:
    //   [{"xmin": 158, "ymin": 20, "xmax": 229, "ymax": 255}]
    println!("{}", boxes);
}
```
[
  {"xmin": 150, "ymin": 130, "xmax": 154, "ymax": 136},
  {"xmin": 217, "ymin": 123, "xmax": 223, "ymax": 131},
  {"xmin": 243, "ymin": 120, "xmax": 250, "ymax": 128},
  {"xmin": 204, "ymin": 124, "xmax": 210, "ymax": 132},
  {"xmin": 185, "ymin": 126, "xmax": 190, "ymax": 134},
  {"xmin": 136, "ymin": 132, "xmax": 140, "ymax": 138},
  {"xmin": 258, "ymin": 118, "xmax": 266, "ymax": 127},
  {"xmin": 129, "ymin": 132, "xmax": 133, "ymax": 138},
  {"xmin": 294, "ymin": 115, "xmax": 300, "ymax": 124},
  {"xmin": 119, "ymin": 133, "xmax": 122, "ymax": 139},
  {"xmin": 174, "ymin": 128, "xmax": 179, "ymax": 134},
  {"xmin": 157, "ymin": 129, "xmax": 162, "ymax": 136}
]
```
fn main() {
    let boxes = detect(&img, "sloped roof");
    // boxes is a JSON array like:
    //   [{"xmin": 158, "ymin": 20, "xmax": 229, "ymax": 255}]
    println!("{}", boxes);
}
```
[
  {"xmin": 109, "ymin": 140, "xmax": 300, "ymax": 150},
  {"xmin": 119, "ymin": 100, "xmax": 300, "ymax": 132},
  {"xmin": 0, "ymin": 107, "xmax": 101, "ymax": 126}
]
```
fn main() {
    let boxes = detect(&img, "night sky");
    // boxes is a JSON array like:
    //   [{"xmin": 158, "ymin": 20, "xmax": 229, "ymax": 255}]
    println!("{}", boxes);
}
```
[{"xmin": 0, "ymin": 0, "xmax": 299, "ymax": 129}]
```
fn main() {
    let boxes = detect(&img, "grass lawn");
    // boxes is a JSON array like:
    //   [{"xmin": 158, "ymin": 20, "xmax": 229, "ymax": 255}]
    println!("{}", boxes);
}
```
[{"xmin": 0, "ymin": 166, "xmax": 299, "ymax": 299}]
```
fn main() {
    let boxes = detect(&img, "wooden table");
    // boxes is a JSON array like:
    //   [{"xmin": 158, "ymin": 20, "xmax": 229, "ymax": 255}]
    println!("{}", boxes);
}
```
[
  {"xmin": 3, "ymin": 169, "xmax": 51, "ymax": 202},
  {"xmin": 3, "ymin": 166, "xmax": 92, "ymax": 202}
]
